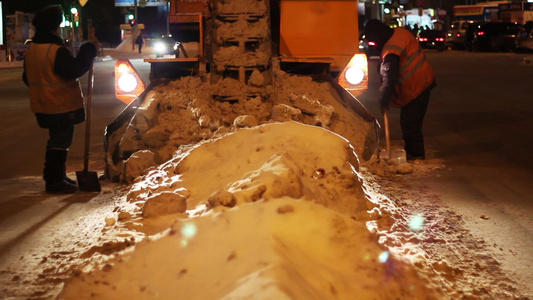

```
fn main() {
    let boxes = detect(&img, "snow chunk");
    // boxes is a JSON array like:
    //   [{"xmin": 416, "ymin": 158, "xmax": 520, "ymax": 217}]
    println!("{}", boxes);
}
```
[{"xmin": 122, "ymin": 150, "xmax": 156, "ymax": 183}]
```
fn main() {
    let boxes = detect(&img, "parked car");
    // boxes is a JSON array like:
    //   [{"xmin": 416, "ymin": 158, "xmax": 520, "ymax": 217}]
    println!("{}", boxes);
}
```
[
  {"xmin": 515, "ymin": 27, "xmax": 533, "ymax": 52},
  {"xmin": 447, "ymin": 20, "xmax": 472, "ymax": 50},
  {"xmin": 524, "ymin": 21, "xmax": 533, "ymax": 36},
  {"xmin": 417, "ymin": 30, "xmax": 447, "ymax": 51},
  {"xmin": 470, "ymin": 22, "xmax": 523, "ymax": 52},
  {"xmin": 359, "ymin": 33, "xmax": 380, "ymax": 58}
]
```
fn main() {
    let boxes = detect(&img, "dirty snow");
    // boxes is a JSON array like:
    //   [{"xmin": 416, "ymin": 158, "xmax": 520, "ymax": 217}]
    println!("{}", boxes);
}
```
[
  {"xmin": 45, "ymin": 122, "xmax": 527, "ymax": 300},
  {"xmin": 0, "ymin": 138, "xmax": 529, "ymax": 299},
  {"xmin": 59, "ymin": 122, "xmax": 439, "ymax": 299}
]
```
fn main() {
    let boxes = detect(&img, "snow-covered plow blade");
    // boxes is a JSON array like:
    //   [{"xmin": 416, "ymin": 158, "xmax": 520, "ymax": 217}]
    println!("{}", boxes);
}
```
[{"xmin": 104, "ymin": 72, "xmax": 378, "ymax": 182}]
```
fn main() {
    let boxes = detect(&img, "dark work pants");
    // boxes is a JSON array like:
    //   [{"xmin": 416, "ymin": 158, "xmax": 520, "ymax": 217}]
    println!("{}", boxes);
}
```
[
  {"xmin": 43, "ymin": 124, "xmax": 74, "ymax": 183},
  {"xmin": 47, "ymin": 123, "xmax": 74, "ymax": 151},
  {"xmin": 400, "ymin": 88, "xmax": 431, "ymax": 158}
]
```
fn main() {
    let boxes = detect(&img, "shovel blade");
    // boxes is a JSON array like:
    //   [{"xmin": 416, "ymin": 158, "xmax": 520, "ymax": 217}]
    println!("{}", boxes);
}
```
[
  {"xmin": 391, "ymin": 149, "xmax": 407, "ymax": 164},
  {"xmin": 380, "ymin": 149, "xmax": 390, "ymax": 159},
  {"xmin": 76, "ymin": 170, "xmax": 101, "ymax": 192}
]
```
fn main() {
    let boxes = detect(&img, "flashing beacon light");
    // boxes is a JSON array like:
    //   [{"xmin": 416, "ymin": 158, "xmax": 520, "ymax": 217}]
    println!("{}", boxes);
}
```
[
  {"xmin": 338, "ymin": 53, "xmax": 369, "ymax": 96},
  {"xmin": 114, "ymin": 59, "xmax": 145, "ymax": 104}
]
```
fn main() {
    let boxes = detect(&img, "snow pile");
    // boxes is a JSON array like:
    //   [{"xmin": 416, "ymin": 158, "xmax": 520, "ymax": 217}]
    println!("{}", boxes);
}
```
[
  {"xmin": 59, "ymin": 122, "xmax": 437, "ymax": 299},
  {"xmin": 111, "ymin": 72, "xmax": 375, "ymax": 182}
]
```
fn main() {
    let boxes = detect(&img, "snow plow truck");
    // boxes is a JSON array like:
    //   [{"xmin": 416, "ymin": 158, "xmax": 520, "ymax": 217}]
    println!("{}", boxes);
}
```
[{"xmin": 105, "ymin": 0, "xmax": 379, "ymax": 182}]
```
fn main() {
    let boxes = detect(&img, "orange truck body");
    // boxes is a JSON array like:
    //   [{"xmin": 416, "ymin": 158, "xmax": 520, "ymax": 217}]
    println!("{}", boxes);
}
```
[
  {"xmin": 279, "ymin": 0, "xmax": 361, "ymax": 73},
  {"xmin": 167, "ymin": 0, "xmax": 366, "ymax": 94}
]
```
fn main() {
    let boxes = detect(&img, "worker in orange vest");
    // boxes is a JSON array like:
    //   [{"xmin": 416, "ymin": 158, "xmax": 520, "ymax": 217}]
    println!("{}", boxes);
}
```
[
  {"xmin": 23, "ymin": 5, "xmax": 98, "ymax": 193},
  {"xmin": 363, "ymin": 19, "xmax": 436, "ymax": 160}
]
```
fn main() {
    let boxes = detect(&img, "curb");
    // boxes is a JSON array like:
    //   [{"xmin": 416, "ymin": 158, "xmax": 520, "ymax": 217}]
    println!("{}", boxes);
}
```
[{"xmin": 0, "ymin": 61, "xmax": 23, "ymax": 69}]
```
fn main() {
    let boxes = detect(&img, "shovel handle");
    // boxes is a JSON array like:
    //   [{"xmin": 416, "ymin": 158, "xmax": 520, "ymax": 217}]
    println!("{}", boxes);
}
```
[
  {"xmin": 383, "ymin": 110, "xmax": 391, "ymax": 158},
  {"xmin": 83, "ymin": 62, "xmax": 94, "ymax": 172}
]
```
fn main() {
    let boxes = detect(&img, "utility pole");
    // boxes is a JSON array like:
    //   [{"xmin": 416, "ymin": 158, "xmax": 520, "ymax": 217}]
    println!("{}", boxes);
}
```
[
  {"xmin": 167, "ymin": 0, "xmax": 170, "ymax": 36},
  {"xmin": 132, "ymin": 0, "xmax": 138, "ymax": 51}
]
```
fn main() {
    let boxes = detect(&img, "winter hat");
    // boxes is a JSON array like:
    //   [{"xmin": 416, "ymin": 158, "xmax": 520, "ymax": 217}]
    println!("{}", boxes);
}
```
[
  {"xmin": 32, "ymin": 5, "xmax": 63, "ymax": 32},
  {"xmin": 363, "ymin": 19, "xmax": 395, "ymax": 52}
]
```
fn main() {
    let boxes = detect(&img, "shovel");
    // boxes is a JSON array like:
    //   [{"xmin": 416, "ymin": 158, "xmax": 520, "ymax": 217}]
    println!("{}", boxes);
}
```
[
  {"xmin": 380, "ymin": 109, "xmax": 407, "ymax": 164},
  {"xmin": 76, "ymin": 62, "xmax": 101, "ymax": 192}
]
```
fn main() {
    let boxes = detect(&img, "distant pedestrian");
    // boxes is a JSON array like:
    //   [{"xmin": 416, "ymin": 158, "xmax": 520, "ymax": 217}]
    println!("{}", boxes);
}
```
[
  {"xmin": 412, "ymin": 24, "xmax": 419, "ymax": 35},
  {"xmin": 363, "ymin": 19, "xmax": 436, "ymax": 160},
  {"xmin": 22, "ymin": 5, "xmax": 98, "ymax": 193},
  {"xmin": 135, "ymin": 34, "xmax": 144, "ymax": 53}
]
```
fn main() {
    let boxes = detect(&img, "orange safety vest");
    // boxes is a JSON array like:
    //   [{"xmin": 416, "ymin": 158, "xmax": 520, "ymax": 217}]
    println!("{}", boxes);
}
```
[
  {"xmin": 381, "ymin": 28, "xmax": 435, "ymax": 107},
  {"xmin": 25, "ymin": 43, "xmax": 84, "ymax": 114}
]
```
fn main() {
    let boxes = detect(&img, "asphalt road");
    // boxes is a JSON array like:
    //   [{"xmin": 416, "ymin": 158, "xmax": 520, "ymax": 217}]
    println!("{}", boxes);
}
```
[
  {"xmin": 358, "ymin": 50, "xmax": 533, "ymax": 292},
  {"xmin": 0, "ymin": 49, "xmax": 532, "ymax": 296}
]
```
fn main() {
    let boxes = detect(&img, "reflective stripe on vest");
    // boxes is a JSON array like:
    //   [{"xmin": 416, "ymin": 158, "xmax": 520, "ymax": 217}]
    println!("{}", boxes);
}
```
[
  {"xmin": 381, "ymin": 28, "xmax": 435, "ymax": 106},
  {"xmin": 25, "ymin": 43, "xmax": 84, "ymax": 114}
]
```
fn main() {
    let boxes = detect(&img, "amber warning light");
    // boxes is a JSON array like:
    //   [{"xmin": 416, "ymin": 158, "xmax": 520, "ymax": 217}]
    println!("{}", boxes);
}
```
[
  {"xmin": 114, "ymin": 59, "xmax": 145, "ymax": 104},
  {"xmin": 337, "ymin": 53, "xmax": 369, "ymax": 97}
]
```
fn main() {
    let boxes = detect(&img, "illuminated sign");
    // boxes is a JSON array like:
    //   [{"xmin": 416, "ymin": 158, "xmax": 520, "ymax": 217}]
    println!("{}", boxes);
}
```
[
  {"xmin": 0, "ymin": 2, "xmax": 3, "ymax": 45},
  {"xmin": 115, "ymin": 0, "xmax": 166, "ymax": 7},
  {"xmin": 453, "ymin": 6, "xmax": 484, "ymax": 16}
]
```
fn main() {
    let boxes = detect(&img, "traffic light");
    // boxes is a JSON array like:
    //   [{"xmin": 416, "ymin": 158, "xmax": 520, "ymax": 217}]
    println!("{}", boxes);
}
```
[
  {"xmin": 74, "ymin": 12, "xmax": 79, "ymax": 27},
  {"xmin": 70, "ymin": 7, "xmax": 79, "ymax": 27},
  {"xmin": 383, "ymin": 2, "xmax": 392, "ymax": 14},
  {"xmin": 130, "ymin": 19, "xmax": 137, "ymax": 27}
]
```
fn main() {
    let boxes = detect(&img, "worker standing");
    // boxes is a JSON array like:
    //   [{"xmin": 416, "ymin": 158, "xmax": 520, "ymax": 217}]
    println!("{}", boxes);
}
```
[
  {"xmin": 363, "ymin": 19, "xmax": 436, "ymax": 160},
  {"xmin": 22, "ymin": 5, "xmax": 98, "ymax": 193}
]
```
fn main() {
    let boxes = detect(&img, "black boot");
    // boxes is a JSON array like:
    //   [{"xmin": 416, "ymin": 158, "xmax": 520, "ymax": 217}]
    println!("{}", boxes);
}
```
[
  {"xmin": 62, "ymin": 151, "xmax": 77, "ymax": 185},
  {"xmin": 404, "ymin": 140, "xmax": 425, "ymax": 161},
  {"xmin": 44, "ymin": 150, "xmax": 78, "ymax": 194},
  {"xmin": 64, "ymin": 176, "xmax": 77, "ymax": 185}
]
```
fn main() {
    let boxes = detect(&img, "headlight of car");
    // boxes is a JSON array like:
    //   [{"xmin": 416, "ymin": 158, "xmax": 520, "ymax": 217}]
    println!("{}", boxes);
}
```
[
  {"xmin": 173, "ymin": 43, "xmax": 179, "ymax": 51},
  {"xmin": 154, "ymin": 42, "xmax": 166, "ymax": 53}
]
